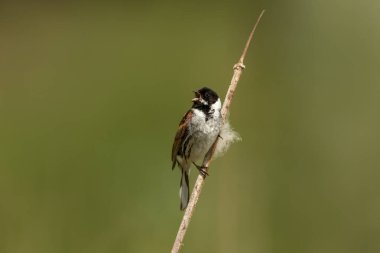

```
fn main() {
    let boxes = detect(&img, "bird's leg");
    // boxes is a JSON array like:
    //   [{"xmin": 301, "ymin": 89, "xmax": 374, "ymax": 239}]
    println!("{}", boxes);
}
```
[{"xmin": 192, "ymin": 162, "xmax": 209, "ymax": 177}]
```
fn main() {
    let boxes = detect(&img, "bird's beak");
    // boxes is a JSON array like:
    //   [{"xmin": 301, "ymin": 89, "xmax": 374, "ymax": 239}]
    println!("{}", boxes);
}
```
[{"xmin": 192, "ymin": 91, "xmax": 201, "ymax": 102}]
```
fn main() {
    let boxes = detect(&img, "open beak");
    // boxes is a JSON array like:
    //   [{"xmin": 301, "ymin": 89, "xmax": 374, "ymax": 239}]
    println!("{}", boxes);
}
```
[{"xmin": 192, "ymin": 90, "xmax": 201, "ymax": 102}]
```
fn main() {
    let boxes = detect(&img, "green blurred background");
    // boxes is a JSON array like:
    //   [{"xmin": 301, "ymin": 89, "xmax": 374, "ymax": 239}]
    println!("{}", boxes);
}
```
[{"xmin": 1, "ymin": 0, "xmax": 380, "ymax": 252}]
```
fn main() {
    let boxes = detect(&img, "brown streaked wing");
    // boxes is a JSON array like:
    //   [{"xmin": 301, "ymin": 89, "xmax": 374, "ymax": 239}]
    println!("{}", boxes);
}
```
[{"xmin": 171, "ymin": 110, "xmax": 193, "ymax": 169}]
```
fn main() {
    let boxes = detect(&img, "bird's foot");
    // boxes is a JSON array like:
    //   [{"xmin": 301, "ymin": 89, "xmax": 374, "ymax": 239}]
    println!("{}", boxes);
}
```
[{"xmin": 192, "ymin": 162, "xmax": 209, "ymax": 177}]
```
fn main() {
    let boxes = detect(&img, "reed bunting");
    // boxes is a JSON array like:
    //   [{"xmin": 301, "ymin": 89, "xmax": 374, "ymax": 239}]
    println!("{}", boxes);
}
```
[{"xmin": 171, "ymin": 87, "xmax": 223, "ymax": 210}]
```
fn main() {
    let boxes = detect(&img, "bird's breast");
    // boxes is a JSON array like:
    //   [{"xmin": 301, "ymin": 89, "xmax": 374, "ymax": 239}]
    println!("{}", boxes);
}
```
[
  {"xmin": 187, "ymin": 108, "xmax": 222, "ymax": 161},
  {"xmin": 190, "ymin": 109, "xmax": 221, "ymax": 134}
]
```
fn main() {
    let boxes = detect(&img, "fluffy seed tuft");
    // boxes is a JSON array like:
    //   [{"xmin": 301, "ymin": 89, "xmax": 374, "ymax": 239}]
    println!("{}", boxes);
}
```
[{"xmin": 214, "ymin": 121, "xmax": 241, "ymax": 157}]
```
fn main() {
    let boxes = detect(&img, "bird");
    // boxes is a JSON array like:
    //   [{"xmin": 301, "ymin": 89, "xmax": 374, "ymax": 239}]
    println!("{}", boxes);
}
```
[{"xmin": 171, "ymin": 87, "xmax": 223, "ymax": 210}]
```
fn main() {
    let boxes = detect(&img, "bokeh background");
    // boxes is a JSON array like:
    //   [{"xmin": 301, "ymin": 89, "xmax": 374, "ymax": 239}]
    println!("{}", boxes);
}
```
[{"xmin": 1, "ymin": 0, "xmax": 380, "ymax": 252}]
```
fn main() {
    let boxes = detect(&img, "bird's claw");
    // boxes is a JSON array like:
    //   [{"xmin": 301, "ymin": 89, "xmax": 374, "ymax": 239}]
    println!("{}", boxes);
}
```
[{"xmin": 193, "ymin": 162, "xmax": 209, "ymax": 177}]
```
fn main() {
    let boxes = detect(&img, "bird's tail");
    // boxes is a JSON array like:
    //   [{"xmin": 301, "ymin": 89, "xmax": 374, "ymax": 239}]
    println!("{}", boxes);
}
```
[{"xmin": 179, "ymin": 169, "xmax": 190, "ymax": 211}]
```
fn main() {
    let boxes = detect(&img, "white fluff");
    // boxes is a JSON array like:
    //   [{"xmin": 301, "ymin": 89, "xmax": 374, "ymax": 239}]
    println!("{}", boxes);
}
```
[{"xmin": 214, "ymin": 121, "xmax": 241, "ymax": 157}]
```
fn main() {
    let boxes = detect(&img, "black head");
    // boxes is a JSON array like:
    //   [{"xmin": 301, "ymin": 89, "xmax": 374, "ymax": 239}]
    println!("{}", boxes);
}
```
[{"xmin": 192, "ymin": 87, "xmax": 219, "ymax": 106}]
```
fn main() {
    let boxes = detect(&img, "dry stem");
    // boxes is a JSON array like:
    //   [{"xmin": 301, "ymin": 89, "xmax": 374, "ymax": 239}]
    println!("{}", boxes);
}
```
[{"xmin": 171, "ymin": 10, "xmax": 265, "ymax": 253}]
